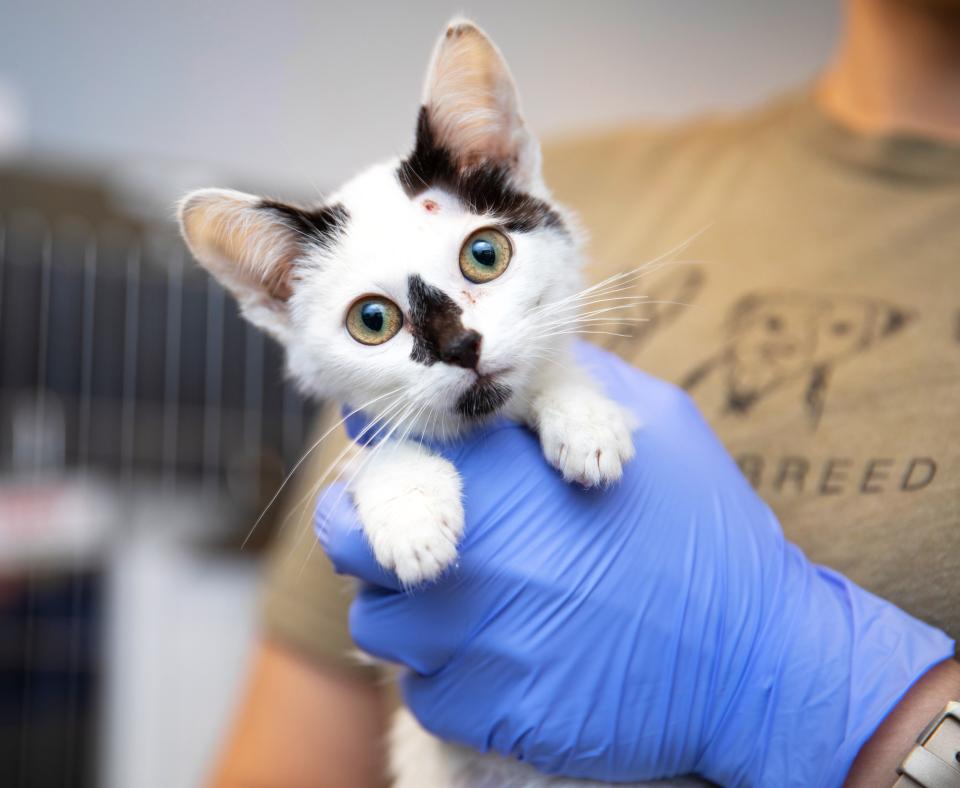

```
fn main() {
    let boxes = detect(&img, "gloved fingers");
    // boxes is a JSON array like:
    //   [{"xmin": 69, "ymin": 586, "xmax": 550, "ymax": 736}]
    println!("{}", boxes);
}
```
[
  {"xmin": 341, "ymin": 405, "xmax": 389, "ymax": 446},
  {"xmin": 349, "ymin": 584, "xmax": 464, "ymax": 675},
  {"xmin": 314, "ymin": 482, "xmax": 404, "ymax": 591},
  {"xmin": 341, "ymin": 403, "xmax": 470, "ymax": 459},
  {"xmin": 573, "ymin": 340, "xmax": 681, "ymax": 408},
  {"xmin": 399, "ymin": 670, "xmax": 494, "ymax": 755},
  {"xmin": 572, "ymin": 340, "xmax": 720, "ymax": 451},
  {"xmin": 399, "ymin": 671, "xmax": 462, "ymax": 743}
]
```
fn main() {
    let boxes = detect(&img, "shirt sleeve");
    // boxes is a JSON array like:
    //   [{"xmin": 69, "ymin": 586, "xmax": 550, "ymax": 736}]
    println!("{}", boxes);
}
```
[{"xmin": 259, "ymin": 402, "xmax": 381, "ymax": 681}]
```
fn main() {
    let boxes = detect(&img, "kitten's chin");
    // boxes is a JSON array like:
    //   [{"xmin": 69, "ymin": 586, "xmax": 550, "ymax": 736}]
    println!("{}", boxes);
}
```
[{"xmin": 454, "ymin": 379, "xmax": 512, "ymax": 421}]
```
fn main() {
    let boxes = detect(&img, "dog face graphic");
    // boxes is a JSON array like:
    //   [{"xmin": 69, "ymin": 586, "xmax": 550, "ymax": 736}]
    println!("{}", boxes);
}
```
[
  {"xmin": 684, "ymin": 292, "xmax": 911, "ymax": 425},
  {"xmin": 604, "ymin": 266, "xmax": 704, "ymax": 352}
]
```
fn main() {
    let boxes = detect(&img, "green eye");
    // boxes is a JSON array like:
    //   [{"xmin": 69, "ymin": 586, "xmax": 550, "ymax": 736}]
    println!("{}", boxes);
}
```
[
  {"xmin": 459, "ymin": 227, "xmax": 512, "ymax": 283},
  {"xmin": 346, "ymin": 296, "xmax": 403, "ymax": 345}
]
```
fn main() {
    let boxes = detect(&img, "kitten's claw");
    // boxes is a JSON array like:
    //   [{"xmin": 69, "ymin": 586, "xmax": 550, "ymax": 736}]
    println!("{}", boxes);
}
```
[{"xmin": 537, "ymin": 391, "xmax": 637, "ymax": 487}]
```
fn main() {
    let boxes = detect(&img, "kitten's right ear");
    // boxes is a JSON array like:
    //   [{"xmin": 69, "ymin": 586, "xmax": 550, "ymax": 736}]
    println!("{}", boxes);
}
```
[{"xmin": 178, "ymin": 188, "xmax": 345, "ymax": 343}]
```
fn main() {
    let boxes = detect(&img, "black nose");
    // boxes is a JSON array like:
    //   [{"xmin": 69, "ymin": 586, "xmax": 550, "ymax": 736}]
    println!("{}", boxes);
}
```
[{"xmin": 440, "ymin": 329, "xmax": 482, "ymax": 369}]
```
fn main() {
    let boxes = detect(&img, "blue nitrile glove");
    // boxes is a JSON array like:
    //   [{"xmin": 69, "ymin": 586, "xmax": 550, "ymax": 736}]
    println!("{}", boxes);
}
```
[{"xmin": 315, "ymin": 343, "xmax": 954, "ymax": 787}]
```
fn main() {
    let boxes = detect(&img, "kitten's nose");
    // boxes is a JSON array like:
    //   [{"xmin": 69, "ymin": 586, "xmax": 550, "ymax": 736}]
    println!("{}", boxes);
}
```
[{"xmin": 440, "ymin": 329, "xmax": 482, "ymax": 369}]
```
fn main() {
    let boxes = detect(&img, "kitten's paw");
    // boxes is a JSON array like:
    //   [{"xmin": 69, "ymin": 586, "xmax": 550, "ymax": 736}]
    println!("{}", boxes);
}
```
[
  {"xmin": 352, "ymin": 447, "xmax": 464, "ymax": 586},
  {"xmin": 537, "ymin": 390, "xmax": 637, "ymax": 487},
  {"xmin": 367, "ymin": 495, "xmax": 463, "ymax": 586}
]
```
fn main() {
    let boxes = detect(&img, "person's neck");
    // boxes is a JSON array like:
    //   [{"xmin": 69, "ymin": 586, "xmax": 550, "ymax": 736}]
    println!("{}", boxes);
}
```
[{"xmin": 818, "ymin": 0, "xmax": 960, "ymax": 141}]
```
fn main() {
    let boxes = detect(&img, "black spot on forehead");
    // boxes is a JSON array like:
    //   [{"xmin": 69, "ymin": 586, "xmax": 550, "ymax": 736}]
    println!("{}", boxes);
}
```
[
  {"xmin": 258, "ymin": 200, "xmax": 350, "ymax": 250},
  {"xmin": 397, "ymin": 107, "xmax": 564, "ymax": 234}
]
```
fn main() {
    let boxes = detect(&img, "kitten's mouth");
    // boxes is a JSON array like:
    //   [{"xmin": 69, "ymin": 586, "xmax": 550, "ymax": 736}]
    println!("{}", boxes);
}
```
[{"xmin": 455, "ymin": 372, "xmax": 512, "ymax": 419}]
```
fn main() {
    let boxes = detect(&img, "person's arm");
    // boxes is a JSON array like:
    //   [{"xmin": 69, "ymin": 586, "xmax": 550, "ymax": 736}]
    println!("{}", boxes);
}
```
[
  {"xmin": 847, "ymin": 658, "xmax": 960, "ymax": 787},
  {"xmin": 206, "ymin": 639, "xmax": 389, "ymax": 788}
]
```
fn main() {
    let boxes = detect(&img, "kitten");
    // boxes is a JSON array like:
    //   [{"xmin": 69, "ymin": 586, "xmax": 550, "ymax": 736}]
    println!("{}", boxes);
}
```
[{"xmin": 179, "ymin": 18, "xmax": 704, "ymax": 788}]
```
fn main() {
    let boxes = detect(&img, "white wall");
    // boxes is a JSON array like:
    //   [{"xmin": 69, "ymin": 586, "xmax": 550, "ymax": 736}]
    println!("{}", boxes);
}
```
[
  {"xmin": 101, "ymin": 509, "xmax": 262, "ymax": 788},
  {"xmin": 0, "ymin": 0, "xmax": 841, "ymax": 191}
]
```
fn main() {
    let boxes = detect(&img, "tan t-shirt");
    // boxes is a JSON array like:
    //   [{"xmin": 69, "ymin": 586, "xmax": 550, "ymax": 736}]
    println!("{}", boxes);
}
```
[{"xmin": 261, "ymin": 90, "xmax": 960, "ymax": 678}]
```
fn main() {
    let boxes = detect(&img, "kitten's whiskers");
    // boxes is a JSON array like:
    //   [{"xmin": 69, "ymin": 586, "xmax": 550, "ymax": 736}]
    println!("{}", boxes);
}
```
[
  {"xmin": 240, "ymin": 386, "xmax": 404, "ymax": 549},
  {"xmin": 296, "ymin": 394, "xmax": 435, "ymax": 575},
  {"xmin": 280, "ymin": 394, "xmax": 414, "ymax": 565}
]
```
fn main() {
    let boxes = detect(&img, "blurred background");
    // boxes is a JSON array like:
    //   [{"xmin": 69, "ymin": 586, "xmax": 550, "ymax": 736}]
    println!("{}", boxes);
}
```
[{"xmin": 0, "ymin": 2, "xmax": 839, "ymax": 786}]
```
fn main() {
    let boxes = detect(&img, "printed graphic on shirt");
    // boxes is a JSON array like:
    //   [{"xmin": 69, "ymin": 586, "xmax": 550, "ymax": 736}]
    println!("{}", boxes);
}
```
[
  {"xmin": 735, "ymin": 453, "xmax": 937, "ymax": 496},
  {"xmin": 680, "ymin": 291, "xmax": 912, "ymax": 428},
  {"xmin": 606, "ymin": 266, "xmax": 703, "ymax": 352}
]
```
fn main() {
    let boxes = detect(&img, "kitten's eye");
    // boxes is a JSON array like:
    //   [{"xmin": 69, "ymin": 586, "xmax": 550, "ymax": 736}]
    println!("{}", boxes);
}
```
[
  {"xmin": 459, "ymin": 227, "xmax": 512, "ymax": 283},
  {"xmin": 346, "ymin": 296, "xmax": 403, "ymax": 345}
]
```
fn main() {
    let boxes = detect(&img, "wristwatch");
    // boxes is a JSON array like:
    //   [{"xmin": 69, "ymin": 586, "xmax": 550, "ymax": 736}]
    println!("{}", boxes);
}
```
[{"xmin": 894, "ymin": 702, "xmax": 960, "ymax": 787}]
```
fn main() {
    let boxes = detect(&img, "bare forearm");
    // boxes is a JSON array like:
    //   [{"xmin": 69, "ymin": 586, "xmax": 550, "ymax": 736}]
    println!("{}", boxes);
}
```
[
  {"xmin": 846, "ymin": 659, "xmax": 960, "ymax": 787},
  {"xmin": 208, "ymin": 639, "xmax": 389, "ymax": 788}
]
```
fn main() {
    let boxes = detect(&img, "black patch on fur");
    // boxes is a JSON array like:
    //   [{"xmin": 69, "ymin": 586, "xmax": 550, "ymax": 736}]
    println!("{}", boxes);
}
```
[
  {"xmin": 258, "ymin": 199, "xmax": 350, "ymax": 249},
  {"xmin": 397, "ymin": 107, "xmax": 564, "ymax": 234},
  {"xmin": 456, "ymin": 379, "xmax": 512, "ymax": 419},
  {"xmin": 407, "ymin": 274, "xmax": 483, "ymax": 368}
]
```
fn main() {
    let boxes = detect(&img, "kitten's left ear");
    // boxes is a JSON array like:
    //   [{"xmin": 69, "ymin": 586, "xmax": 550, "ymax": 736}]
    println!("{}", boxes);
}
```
[{"xmin": 421, "ymin": 19, "xmax": 542, "ymax": 190}]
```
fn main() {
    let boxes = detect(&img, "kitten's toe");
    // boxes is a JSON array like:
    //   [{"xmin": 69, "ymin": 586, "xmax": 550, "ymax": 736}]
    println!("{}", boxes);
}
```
[
  {"xmin": 597, "ymin": 446, "xmax": 625, "ymax": 482},
  {"xmin": 388, "ymin": 520, "xmax": 460, "ymax": 586}
]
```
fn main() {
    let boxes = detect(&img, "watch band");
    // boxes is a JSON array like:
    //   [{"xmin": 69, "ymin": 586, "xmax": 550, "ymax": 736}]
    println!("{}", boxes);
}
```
[{"xmin": 894, "ymin": 701, "xmax": 960, "ymax": 787}]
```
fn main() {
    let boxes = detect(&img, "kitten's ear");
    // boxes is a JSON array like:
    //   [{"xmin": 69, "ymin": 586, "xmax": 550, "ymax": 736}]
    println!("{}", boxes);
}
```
[
  {"xmin": 421, "ymin": 18, "xmax": 541, "ymax": 189},
  {"xmin": 178, "ymin": 188, "xmax": 339, "ymax": 343}
]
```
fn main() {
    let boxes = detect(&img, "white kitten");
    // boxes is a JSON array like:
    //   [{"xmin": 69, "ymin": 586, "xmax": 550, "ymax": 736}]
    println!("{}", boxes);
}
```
[{"xmin": 179, "ymin": 18, "xmax": 703, "ymax": 788}]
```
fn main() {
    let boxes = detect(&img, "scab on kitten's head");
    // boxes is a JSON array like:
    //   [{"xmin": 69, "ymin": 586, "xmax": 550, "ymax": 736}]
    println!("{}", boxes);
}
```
[{"xmin": 178, "ymin": 18, "xmax": 584, "ymax": 438}]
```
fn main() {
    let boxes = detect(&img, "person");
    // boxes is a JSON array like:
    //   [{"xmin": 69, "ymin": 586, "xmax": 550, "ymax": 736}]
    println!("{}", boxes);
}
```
[{"xmin": 208, "ymin": 1, "xmax": 960, "ymax": 785}]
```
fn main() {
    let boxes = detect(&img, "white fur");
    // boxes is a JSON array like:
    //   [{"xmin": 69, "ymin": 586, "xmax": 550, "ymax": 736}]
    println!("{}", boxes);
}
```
[
  {"xmin": 392, "ymin": 708, "xmax": 710, "ymax": 788},
  {"xmin": 517, "ymin": 356, "xmax": 638, "ymax": 487},
  {"xmin": 350, "ymin": 439, "xmax": 463, "ymax": 585},
  {"xmin": 178, "ymin": 17, "xmax": 704, "ymax": 788}
]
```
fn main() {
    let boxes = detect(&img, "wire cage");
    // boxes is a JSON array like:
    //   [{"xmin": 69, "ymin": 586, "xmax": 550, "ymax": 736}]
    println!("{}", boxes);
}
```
[
  {"xmin": 0, "ymin": 211, "xmax": 312, "ymax": 496},
  {"xmin": 0, "ymin": 177, "xmax": 315, "ymax": 787}
]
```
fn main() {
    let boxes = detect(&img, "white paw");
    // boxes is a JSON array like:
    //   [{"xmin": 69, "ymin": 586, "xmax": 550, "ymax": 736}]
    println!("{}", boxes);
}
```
[
  {"xmin": 351, "ymin": 444, "xmax": 464, "ymax": 586},
  {"xmin": 537, "ymin": 389, "xmax": 637, "ymax": 487},
  {"xmin": 366, "ymin": 493, "xmax": 463, "ymax": 586}
]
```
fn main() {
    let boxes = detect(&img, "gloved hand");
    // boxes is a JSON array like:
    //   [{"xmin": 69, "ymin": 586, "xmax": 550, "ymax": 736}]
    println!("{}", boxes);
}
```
[{"xmin": 315, "ymin": 343, "xmax": 953, "ymax": 787}]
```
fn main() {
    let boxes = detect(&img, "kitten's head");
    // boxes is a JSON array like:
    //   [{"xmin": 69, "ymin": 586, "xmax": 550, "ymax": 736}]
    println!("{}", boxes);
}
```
[{"xmin": 178, "ymin": 19, "xmax": 583, "ymax": 437}]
